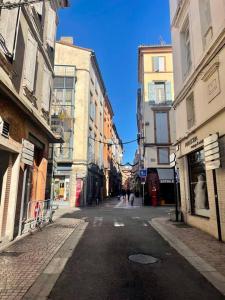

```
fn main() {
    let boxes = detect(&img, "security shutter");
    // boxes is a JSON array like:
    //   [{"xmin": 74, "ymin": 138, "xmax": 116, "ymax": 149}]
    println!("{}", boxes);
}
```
[
  {"xmin": 24, "ymin": 32, "xmax": 37, "ymax": 91},
  {"xmin": 46, "ymin": 5, "xmax": 56, "ymax": 48}
]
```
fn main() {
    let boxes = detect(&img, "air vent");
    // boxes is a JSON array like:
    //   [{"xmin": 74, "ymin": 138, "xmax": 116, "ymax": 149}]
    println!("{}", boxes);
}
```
[{"xmin": 0, "ymin": 121, "xmax": 10, "ymax": 138}]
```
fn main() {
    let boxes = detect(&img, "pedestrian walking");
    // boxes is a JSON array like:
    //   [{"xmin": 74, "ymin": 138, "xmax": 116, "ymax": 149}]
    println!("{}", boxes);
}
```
[{"xmin": 129, "ymin": 191, "xmax": 135, "ymax": 206}]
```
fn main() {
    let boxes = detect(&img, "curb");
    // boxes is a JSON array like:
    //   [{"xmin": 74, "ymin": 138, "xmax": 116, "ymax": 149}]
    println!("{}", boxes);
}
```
[
  {"xmin": 150, "ymin": 218, "xmax": 225, "ymax": 296},
  {"xmin": 23, "ymin": 221, "xmax": 88, "ymax": 300}
]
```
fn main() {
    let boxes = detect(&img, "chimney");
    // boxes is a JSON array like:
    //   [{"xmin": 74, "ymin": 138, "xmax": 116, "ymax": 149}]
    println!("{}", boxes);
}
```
[{"xmin": 60, "ymin": 36, "xmax": 74, "ymax": 45}]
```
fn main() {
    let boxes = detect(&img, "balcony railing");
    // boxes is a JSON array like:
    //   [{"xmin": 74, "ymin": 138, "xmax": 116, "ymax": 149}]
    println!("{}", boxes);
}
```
[{"xmin": 149, "ymin": 100, "xmax": 173, "ymax": 106}]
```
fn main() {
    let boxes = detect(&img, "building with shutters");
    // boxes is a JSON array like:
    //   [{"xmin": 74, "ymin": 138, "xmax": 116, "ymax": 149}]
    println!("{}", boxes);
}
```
[
  {"xmin": 137, "ymin": 45, "xmax": 176, "ymax": 205},
  {"xmin": 169, "ymin": 0, "xmax": 225, "ymax": 240},
  {"xmin": 0, "ymin": 0, "xmax": 68, "ymax": 245}
]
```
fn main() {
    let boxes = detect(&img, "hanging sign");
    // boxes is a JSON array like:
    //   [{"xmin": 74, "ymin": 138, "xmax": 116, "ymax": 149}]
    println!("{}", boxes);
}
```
[
  {"xmin": 204, "ymin": 134, "xmax": 220, "ymax": 170},
  {"xmin": 21, "ymin": 139, "xmax": 34, "ymax": 166},
  {"xmin": 170, "ymin": 153, "xmax": 176, "ymax": 167}
]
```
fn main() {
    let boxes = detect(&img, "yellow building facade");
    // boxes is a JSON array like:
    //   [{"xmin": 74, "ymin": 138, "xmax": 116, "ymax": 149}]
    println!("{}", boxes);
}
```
[{"xmin": 137, "ymin": 45, "xmax": 176, "ymax": 204}]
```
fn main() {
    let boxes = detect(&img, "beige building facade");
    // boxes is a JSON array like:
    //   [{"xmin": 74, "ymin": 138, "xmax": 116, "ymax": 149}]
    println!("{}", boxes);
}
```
[
  {"xmin": 0, "ymin": 0, "xmax": 67, "ymax": 244},
  {"xmin": 137, "ymin": 45, "xmax": 176, "ymax": 204},
  {"xmin": 54, "ymin": 38, "xmax": 105, "ymax": 206},
  {"xmin": 170, "ymin": 0, "xmax": 225, "ymax": 240}
]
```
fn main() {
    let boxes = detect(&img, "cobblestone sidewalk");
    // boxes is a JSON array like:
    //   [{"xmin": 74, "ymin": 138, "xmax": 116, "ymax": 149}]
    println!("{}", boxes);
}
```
[
  {"xmin": 0, "ymin": 216, "xmax": 82, "ymax": 300},
  {"xmin": 151, "ymin": 217, "xmax": 225, "ymax": 295}
]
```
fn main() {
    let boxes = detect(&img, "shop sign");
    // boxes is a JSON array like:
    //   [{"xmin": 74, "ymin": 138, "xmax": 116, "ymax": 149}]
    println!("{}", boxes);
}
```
[
  {"xmin": 160, "ymin": 179, "xmax": 174, "ymax": 183},
  {"xmin": 21, "ymin": 139, "xmax": 34, "ymax": 166},
  {"xmin": 204, "ymin": 134, "xmax": 220, "ymax": 170},
  {"xmin": 185, "ymin": 136, "xmax": 203, "ymax": 149}
]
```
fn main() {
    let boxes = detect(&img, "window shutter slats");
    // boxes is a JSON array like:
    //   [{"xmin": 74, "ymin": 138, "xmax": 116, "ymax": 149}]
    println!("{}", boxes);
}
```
[
  {"xmin": 148, "ymin": 82, "xmax": 155, "ymax": 101},
  {"xmin": 165, "ymin": 81, "xmax": 172, "ymax": 101},
  {"xmin": 152, "ymin": 57, "xmax": 159, "ymax": 71},
  {"xmin": 46, "ymin": 6, "xmax": 56, "ymax": 48},
  {"xmin": 0, "ymin": 8, "xmax": 19, "ymax": 55},
  {"xmin": 24, "ymin": 32, "xmax": 37, "ymax": 91},
  {"xmin": 42, "ymin": 66, "xmax": 51, "ymax": 111},
  {"xmin": 158, "ymin": 57, "xmax": 165, "ymax": 71}
]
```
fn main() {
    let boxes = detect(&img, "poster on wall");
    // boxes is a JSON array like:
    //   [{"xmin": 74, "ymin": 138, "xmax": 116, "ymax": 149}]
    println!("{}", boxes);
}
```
[{"xmin": 76, "ymin": 179, "xmax": 83, "ymax": 207}]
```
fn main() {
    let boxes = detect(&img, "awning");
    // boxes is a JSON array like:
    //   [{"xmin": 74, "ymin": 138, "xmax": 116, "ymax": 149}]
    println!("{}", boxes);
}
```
[{"xmin": 157, "ymin": 169, "xmax": 174, "ymax": 183}]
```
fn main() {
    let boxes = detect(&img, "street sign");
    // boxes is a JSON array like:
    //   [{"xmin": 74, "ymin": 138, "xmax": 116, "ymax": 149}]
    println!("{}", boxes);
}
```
[
  {"xmin": 205, "ymin": 160, "xmax": 220, "ymax": 171},
  {"xmin": 139, "ymin": 169, "xmax": 147, "ymax": 177},
  {"xmin": 204, "ymin": 134, "xmax": 220, "ymax": 170},
  {"xmin": 204, "ymin": 141, "xmax": 219, "ymax": 152},
  {"xmin": 204, "ymin": 133, "xmax": 218, "ymax": 146},
  {"xmin": 141, "ymin": 177, "xmax": 146, "ymax": 184},
  {"xmin": 21, "ymin": 139, "xmax": 34, "ymax": 166}
]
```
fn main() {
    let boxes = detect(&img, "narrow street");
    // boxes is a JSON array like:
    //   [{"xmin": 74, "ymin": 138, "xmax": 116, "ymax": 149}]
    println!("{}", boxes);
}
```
[{"xmin": 47, "ymin": 199, "xmax": 223, "ymax": 300}]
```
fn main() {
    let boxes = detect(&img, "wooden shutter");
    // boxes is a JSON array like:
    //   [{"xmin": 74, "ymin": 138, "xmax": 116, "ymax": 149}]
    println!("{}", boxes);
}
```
[
  {"xmin": 148, "ymin": 82, "xmax": 155, "ymax": 101},
  {"xmin": 165, "ymin": 81, "xmax": 172, "ymax": 101},
  {"xmin": 199, "ymin": 0, "xmax": 211, "ymax": 36},
  {"xmin": 158, "ymin": 57, "xmax": 165, "ymax": 71},
  {"xmin": 42, "ymin": 66, "xmax": 51, "ymax": 111},
  {"xmin": 0, "ymin": 7, "xmax": 19, "ymax": 55},
  {"xmin": 33, "ymin": 2, "xmax": 43, "ymax": 15},
  {"xmin": 46, "ymin": 6, "xmax": 56, "ymax": 48},
  {"xmin": 152, "ymin": 57, "xmax": 159, "ymax": 71},
  {"xmin": 24, "ymin": 32, "xmax": 37, "ymax": 91}
]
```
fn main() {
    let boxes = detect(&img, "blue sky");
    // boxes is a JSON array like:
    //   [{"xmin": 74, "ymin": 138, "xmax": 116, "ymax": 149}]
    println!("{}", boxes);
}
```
[{"xmin": 57, "ymin": 0, "xmax": 171, "ymax": 163}]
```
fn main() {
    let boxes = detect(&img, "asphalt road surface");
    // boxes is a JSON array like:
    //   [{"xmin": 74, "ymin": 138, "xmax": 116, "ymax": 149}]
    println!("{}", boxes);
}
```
[{"xmin": 49, "ymin": 198, "xmax": 224, "ymax": 300}]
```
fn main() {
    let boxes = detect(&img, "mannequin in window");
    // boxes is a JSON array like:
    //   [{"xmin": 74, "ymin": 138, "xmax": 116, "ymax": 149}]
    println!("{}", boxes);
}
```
[{"xmin": 194, "ymin": 174, "xmax": 206, "ymax": 209}]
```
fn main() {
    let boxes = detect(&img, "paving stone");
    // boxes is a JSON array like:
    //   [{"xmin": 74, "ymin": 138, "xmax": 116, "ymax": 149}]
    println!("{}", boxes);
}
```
[{"xmin": 0, "ymin": 215, "xmax": 81, "ymax": 300}]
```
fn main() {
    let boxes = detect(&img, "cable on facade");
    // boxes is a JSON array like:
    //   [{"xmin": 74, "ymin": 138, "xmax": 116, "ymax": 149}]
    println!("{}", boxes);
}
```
[{"xmin": 88, "ymin": 136, "xmax": 143, "ymax": 146}]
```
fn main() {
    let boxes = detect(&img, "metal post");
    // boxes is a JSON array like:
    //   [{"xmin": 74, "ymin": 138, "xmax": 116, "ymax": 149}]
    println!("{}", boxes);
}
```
[
  {"xmin": 50, "ymin": 145, "xmax": 54, "ymax": 201},
  {"xmin": 212, "ymin": 169, "xmax": 222, "ymax": 241},
  {"xmin": 173, "ymin": 167, "xmax": 178, "ymax": 222},
  {"xmin": 142, "ymin": 183, "xmax": 144, "ymax": 206},
  {"xmin": 18, "ymin": 166, "xmax": 27, "ymax": 236}
]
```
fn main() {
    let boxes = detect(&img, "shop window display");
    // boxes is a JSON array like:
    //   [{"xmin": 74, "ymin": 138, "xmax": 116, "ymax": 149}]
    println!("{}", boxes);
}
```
[{"xmin": 188, "ymin": 149, "xmax": 209, "ymax": 217}]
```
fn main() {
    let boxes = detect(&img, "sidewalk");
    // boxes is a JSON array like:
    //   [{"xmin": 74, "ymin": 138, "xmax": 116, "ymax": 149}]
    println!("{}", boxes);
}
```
[
  {"xmin": 0, "ymin": 208, "xmax": 83, "ymax": 300},
  {"xmin": 150, "ymin": 217, "xmax": 225, "ymax": 296}
]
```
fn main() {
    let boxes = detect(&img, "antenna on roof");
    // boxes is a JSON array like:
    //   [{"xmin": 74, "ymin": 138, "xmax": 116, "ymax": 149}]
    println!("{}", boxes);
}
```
[{"xmin": 159, "ymin": 36, "xmax": 166, "ymax": 46}]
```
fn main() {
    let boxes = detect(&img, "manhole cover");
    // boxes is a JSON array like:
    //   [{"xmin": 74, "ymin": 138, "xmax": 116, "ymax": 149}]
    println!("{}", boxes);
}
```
[{"xmin": 128, "ymin": 254, "xmax": 158, "ymax": 264}]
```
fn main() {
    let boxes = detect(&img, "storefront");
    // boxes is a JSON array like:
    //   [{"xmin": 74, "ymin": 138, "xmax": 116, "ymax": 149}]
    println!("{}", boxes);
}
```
[{"xmin": 177, "ymin": 122, "xmax": 225, "ymax": 240}]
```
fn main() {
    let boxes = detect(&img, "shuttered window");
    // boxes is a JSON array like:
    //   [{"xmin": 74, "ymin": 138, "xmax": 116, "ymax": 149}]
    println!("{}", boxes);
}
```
[
  {"xmin": 186, "ymin": 93, "xmax": 195, "ymax": 129},
  {"xmin": 24, "ymin": 32, "xmax": 37, "ymax": 91},
  {"xmin": 0, "ymin": 7, "xmax": 19, "ymax": 55},
  {"xmin": 199, "ymin": 0, "xmax": 212, "ymax": 47},
  {"xmin": 42, "ymin": 65, "xmax": 51, "ymax": 111},
  {"xmin": 33, "ymin": 2, "xmax": 43, "ymax": 15},
  {"xmin": 155, "ymin": 112, "xmax": 169, "ymax": 143},
  {"xmin": 46, "ymin": 5, "xmax": 56, "ymax": 48},
  {"xmin": 152, "ymin": 56, "xmax": 165, "ymax": 72}
]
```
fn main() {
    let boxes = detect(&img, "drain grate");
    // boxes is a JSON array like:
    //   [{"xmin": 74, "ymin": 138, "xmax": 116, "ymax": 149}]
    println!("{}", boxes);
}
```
[
  {"xmin": 128, "ymin": 254, "xmax": 158, "ymax": 264},
  {"xmin": 0, "ymin": 252, "xmax": 23, "ymax": 257}
]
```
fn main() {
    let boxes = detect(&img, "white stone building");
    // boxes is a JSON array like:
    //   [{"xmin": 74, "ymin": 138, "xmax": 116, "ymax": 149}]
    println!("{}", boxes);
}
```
[{"xmin": 170, "ymin": 0, "xmax": 225, "ymax": 240}]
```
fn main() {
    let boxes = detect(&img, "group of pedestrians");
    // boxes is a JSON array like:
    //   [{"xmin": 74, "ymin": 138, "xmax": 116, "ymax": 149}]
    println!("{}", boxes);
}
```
[{"xmin": 120, "ymin": 189, "xmax": 135, "ymax": 206}]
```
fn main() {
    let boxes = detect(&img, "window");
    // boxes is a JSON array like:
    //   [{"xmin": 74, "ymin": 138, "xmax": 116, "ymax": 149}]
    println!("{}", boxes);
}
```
[
  {"xmin": 188, "ymin": 149, "xmax": 209, "ymax": 217},
  {"xmin": 155, "ymin": 112, "xmax": 169, "ymax": 143},
  {"xmin": 152, "ymin": 56, "xmax": 165, "ymax": 72},
  {"xmin": 199, "ymin": 0, "xmax": 212, "ymax": 47},
  {"xmin": 158, "ymin": 147, "xmax": 169, "ymax": 164},
  {"xmin": 181, "ymin": 19, "xmax": 192, "ymax": 77},
  {"xmin": 186, "ymin": 93, "xmax": 195, "ymax": 129},
  {"xmin": 148, "ymin": 81, "xmax": 172, "ymax": 103}
]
